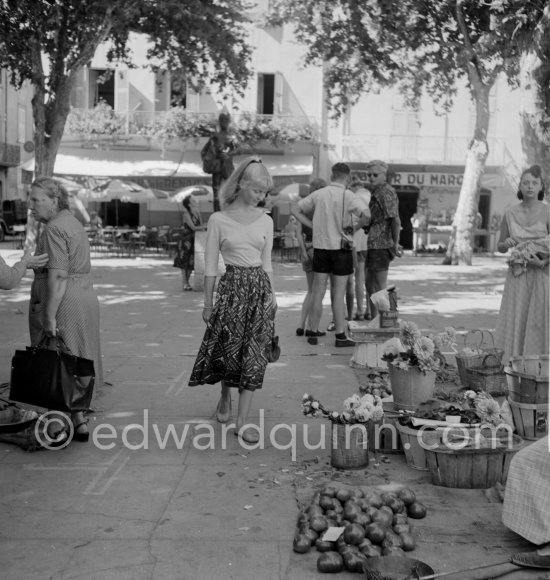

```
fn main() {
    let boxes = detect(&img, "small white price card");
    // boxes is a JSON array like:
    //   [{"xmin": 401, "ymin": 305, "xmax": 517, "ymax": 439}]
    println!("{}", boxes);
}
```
[{"xmin": 322, "ymin": 527, "xmax": 345, "ymax": 542}]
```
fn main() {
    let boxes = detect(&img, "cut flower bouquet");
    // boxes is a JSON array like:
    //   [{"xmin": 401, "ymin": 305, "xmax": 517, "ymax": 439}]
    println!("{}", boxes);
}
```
[
  {"xmin": 301, "ymin": 393, "xmax": 384, "ymax": 424},
  {"xmin": 507, "ymin": 236, "xmax": 550, "ymax": 277},
  {"xmin": 422, "ymin": 389, "xmax": 514, "ymax": 429},
  {"xmin": 381, "ymin": 321, "xmax": 451, "ymax": 374},
  {"xmin": 461, "ymin": 390, "xmax": 514, "ymax": 428}
]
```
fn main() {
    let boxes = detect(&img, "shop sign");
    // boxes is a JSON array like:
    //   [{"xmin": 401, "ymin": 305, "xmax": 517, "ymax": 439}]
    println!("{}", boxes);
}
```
[{"xmin": 392, "ymin": 172, "xmax": 463, "ymax": 188}]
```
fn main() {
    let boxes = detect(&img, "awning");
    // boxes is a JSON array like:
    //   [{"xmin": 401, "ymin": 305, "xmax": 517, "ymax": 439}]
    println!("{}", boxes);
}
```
[{"xmin": 21, "ymin": 148, "xmax": 313, "ymax": 179}]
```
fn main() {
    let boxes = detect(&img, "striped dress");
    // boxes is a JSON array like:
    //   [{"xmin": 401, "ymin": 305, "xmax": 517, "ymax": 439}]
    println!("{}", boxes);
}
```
[{"xmin": 29, "ymin": 210, "xmax": 103, "ymax": 388}]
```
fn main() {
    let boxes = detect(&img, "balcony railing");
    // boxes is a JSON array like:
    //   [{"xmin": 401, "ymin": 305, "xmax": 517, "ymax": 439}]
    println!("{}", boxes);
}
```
[
  {"xmin": 64, "ymin": 105, "xmax": 320, "ymax": 148},
  {"xmin": 343, "ymin": 134, "xmax": 507, "ymax": 166}
]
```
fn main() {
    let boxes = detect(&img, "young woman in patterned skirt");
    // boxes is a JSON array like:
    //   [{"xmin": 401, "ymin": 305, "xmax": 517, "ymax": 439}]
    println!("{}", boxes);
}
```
[{"xmin": 188, "ymin": 157, "xmax": 277, "ymax": 444}]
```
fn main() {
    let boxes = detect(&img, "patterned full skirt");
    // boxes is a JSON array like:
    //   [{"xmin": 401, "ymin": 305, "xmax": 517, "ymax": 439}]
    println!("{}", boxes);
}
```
[{"xmin": 188, "ymin": 265, "xmax": 275, "ymax": 391}]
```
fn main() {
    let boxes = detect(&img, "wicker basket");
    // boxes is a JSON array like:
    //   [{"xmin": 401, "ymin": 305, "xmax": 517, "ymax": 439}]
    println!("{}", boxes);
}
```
[
  {"xmin": 455, "ymin": 330, "xmax": 504, "ymax": 388},
  {"xmin": 509, "ymin": 399, "xmax": 549, "ymax": 440},
  {"xmin": 331, "ymin": 422, "xmax": 369, "ymax": 469},
  {"xmin": 424, "ymin": 434, "xmax": 525, "ymax": 488},
  {"xmin": 465, "ymin": 353, "xmax": 507, "ymax": 396}
]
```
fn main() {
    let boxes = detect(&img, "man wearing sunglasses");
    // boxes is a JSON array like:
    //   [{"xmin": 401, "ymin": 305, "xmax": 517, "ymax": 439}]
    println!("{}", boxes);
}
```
[
  {"xmin": 364, "ymin": 160, "xmax": 401, "ymax": 319},
  {"xmin": 292, "ymin": 162, "xmax": 370, "ymax": 347}
]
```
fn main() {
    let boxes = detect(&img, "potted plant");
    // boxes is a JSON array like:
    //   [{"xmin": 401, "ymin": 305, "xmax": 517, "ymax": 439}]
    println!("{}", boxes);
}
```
[
  {"xmin": 381, "ymin": 322, "xmax": 452, "ymax": 411},
  {"xmin": 301, "ymin": 393, "xmax": 384, "ymax": 469}
]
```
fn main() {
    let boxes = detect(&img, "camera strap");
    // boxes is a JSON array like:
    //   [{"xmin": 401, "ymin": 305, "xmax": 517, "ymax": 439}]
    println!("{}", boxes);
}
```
[{"xmin": 340, "ymin": 184, "xmax": 347, "ymax": 235}]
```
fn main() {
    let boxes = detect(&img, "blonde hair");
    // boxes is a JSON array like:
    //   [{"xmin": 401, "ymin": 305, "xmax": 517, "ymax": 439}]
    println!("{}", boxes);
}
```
[
  {"xmin": 31, "ymin": 177, "xmax": 70, "ymax": 210},
  {"xmin": 219, "ymin": 156, "xmax": 274, "ymax": 209}
]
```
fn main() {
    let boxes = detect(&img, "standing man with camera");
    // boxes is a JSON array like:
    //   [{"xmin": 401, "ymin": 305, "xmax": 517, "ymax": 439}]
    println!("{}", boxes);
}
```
[
  {"xmin": 364, "ymin": 160, "xmax": 401, "ymax": 319},
  {"xmin": 292, "ymin": 162, "xmax": 370, "ymax": 347}
]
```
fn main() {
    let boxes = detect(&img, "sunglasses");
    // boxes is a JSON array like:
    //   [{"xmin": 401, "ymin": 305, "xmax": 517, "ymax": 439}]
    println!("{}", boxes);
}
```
[{"xmin": 367, "ymin": 173, "xmax": 380, "ymax": 178}]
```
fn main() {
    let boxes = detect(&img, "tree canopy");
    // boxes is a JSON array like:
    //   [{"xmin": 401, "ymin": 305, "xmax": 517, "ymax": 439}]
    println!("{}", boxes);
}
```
[
  {"xmin": 269, "ymin": 0, "xmax": 524, "ymax": 117},
  {"xmin": 268, "ymin": 0, "xmax": 548, "ymax": 264},
  {"xmin": 500, "ymin": 1, "xmax": 550, "ymax": 174},
  {"xmin": 0, "ymin": 0, "xmax": 254, "ymax": 175}
]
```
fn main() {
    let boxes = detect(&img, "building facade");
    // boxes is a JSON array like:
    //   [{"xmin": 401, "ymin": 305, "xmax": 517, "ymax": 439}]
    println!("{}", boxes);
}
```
[
  {"xmin": 0, "ymin": 71, "xmax": 34, "ymax": 238},
  {"xmin": 16, "ymin": 5, "xmax": 525, "ymax": 239},
  {"xmin": 337, "ymin": 76, "xmax": 522, "ymax": 249}
]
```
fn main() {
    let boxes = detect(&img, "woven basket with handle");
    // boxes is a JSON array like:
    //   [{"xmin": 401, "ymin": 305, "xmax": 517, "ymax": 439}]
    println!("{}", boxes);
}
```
[
  {"xmin": 456, "ymin": 330, "xmax": 504, "ymax": 388},
  {"xmin": 465, "ymin": 353, "xmax": 508, "ymax": 395}
]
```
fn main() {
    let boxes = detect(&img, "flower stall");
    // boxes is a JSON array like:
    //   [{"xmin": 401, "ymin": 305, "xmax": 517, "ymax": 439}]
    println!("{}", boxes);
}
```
[
  {"xmin": 301, "ymin": 393, "xmax": 384, "ymax": 469},
  {"xmin": 380, "ymin": 322, "xmax": 453, "ymax": 411}
]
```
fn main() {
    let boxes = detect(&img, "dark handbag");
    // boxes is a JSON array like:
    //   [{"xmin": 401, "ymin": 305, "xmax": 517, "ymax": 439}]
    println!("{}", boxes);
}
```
[
  {"xmin": 267, "ymin": 332, "xmax": 281, "ymax": 363},
  {"xmin": 9, "ymin": 336, "xmax": 95, "ymax": 412}
]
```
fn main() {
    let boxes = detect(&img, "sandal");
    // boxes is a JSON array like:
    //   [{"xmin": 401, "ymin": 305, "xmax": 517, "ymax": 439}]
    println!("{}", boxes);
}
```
[
  {"xmin": 234, "ymin": 427, "xmax": 260, "ymax": 444},
  {"xmin": 214, "ymin": 398, "xmax": 231, "ymax": 423},
  {"xmin": 183, "ymin": 284, "xmax": 193, "ymax": 291}
]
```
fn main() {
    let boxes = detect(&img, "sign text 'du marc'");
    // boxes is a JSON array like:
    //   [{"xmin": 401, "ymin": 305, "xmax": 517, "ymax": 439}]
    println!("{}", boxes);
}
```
[{"xmin": 392, "ymin": 172, "xmax": 464, "ymax": 188}]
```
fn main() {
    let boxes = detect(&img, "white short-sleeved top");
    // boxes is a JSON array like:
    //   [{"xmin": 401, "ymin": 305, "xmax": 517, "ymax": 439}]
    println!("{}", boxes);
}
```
[
  {"xmin": 298, "ymin": 182, "xmax": 369, "ymax": 250},
  {"xmin": 204, "ymin": 211, "xmax": 274, "ymax": 276}
]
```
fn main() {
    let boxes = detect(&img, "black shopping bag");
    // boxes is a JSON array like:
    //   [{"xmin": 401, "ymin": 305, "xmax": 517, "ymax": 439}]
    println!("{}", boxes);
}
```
[{"xmin": 9, "ymin": 336, "xmax": 94, "ymax": 412}]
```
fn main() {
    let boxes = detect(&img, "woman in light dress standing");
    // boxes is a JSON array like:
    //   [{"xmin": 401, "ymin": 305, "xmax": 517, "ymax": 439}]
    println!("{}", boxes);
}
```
[{"xmin": 496, "ymin": 164, "xmax": 549, "ymax": 364}]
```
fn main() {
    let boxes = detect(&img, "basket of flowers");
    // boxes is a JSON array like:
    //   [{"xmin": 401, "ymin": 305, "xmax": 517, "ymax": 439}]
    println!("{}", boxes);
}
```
[
  {"xmin": 420, "ymin": 390, "xmax": 521, "ymax": 488},
  {"xmin": 301, "ymin": 392, "xmax": 384, "ymax": 469},
  {"xmin": 381, "ymin": 321, "xmax": 449, "ymax": 411}
]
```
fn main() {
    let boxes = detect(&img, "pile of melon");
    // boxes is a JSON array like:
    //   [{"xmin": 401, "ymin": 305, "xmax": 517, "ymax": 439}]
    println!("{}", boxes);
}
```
[{"xmin": 293, "ymin": 485, "xmax": 427, "ymax": 574}]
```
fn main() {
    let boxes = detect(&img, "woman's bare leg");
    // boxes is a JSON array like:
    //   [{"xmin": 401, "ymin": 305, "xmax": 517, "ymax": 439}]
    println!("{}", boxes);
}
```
[{"xmin": 214, "ymin": 381, "xmax": 232, "ymax": 422}]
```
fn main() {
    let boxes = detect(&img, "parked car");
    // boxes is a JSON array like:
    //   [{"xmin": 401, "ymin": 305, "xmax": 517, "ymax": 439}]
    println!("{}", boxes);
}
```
[{"xmin": 0, "ymin": 199, "xmax": 28, "ymax": 242}]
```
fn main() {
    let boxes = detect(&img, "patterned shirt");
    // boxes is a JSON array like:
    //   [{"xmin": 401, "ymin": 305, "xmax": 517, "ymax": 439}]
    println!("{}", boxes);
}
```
[{"xmin": 367, "ymin": 182, "xmax": 399, "ymax": 250}]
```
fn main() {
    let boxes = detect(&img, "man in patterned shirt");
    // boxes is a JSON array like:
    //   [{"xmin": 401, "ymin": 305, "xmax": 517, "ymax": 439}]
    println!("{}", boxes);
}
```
[{"xmin": 365, "ymin": 160, "xmax": 401, "ymax": 319}]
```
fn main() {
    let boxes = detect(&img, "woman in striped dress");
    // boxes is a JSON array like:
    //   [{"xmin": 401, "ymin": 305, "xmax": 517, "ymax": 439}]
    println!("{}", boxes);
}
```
[
  {"xmin": 189, "ymin": 157, "xmax": 277, "ymax": 444},
  {"xmin": 28, "ymin": 177, "xmax": 103, "ymax": 443}
]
